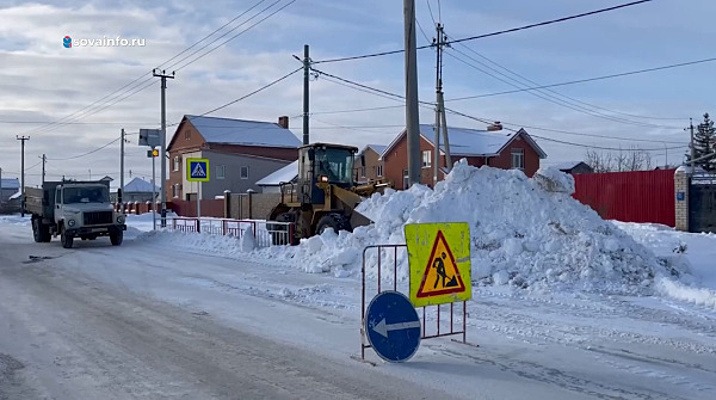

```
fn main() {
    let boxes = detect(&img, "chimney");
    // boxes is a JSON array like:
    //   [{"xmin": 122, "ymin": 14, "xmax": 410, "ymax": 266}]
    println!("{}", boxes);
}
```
[
  {"xmin": 487, "ymin": 121, "xmax": 502, "ymax": 131},
  {"xmin": 278, "ymin": 115, "xmax": 289, "ymax": 129}
]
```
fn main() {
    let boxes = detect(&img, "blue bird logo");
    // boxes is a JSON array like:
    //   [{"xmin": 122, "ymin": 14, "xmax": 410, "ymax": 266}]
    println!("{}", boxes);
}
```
[{"xmin": 63, "ymin": 36, "xmax": 72, "ymax": 48}]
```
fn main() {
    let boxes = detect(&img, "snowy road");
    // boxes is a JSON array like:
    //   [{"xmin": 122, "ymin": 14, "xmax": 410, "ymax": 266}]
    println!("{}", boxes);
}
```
[
  {"xmin": 1, "ymin": 216, "xmax": 715, "ymax": 399},
  {"xmin": 0, "ymin": 234, "xmax": 458, "ymax": 400}
]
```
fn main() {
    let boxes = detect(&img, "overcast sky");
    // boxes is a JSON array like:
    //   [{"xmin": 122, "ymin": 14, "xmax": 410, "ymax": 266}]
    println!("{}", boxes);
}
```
[{"xmin": 1, "ymin": 0, "xmax": 714, "ymax": 187}]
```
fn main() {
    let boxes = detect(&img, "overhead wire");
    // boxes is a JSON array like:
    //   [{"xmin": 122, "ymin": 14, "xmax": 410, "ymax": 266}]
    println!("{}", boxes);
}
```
[
  {"xmin": 309, "ymin": 67, "xmax": 688, "ymax": 151},
  {"xmin": 312, "ymin": 0, "xmax": 652, "ymax": 64},
  {"xmin": 20, "ymin": 0, "xmax": 295, "ymax": 136}
]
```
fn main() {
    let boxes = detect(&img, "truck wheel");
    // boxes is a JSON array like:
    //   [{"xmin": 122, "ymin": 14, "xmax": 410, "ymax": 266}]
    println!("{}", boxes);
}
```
[
  {"xmin": 61, "ymin": 228, "xmax": 74, "ymax": 249},
  {"xmin": 316, "ymin": 213, "xmax": 352, "ymax": 235},
  {"xmin": 32, "ymin": 218, "xmax": 41, "ymax": 243},
  {"xmin": 110, "ymin": 230, "xmax": 123, "ymax": 246},
  {"xmin": 40, "ymin": 223, "xmax": 51, "ymax": 242}
]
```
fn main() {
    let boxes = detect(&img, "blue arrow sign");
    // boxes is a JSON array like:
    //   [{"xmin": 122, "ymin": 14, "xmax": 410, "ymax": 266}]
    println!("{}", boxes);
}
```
[{"xmin": 365, "ymin": 291, "xmax": 421, "ymax": 362}]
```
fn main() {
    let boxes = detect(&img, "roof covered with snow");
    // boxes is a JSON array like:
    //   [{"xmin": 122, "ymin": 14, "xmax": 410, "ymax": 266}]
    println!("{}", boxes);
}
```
[
  {"xmin": 183, "ymin": 115, "xmax": 301, "ymax": 148},
  {"xmin": 256, "ymin": 160, "xmax": 298, "ymax": 186},
  {"xmin": 382, "ymin": 125, "xmax": 546, "ymax": 159},
  {"xmin": 0, "ymin": 178, "xmax": 19, "ymax": 189},
  {"xmin": 123, "ymin": 177, "xmax": 159, "ymax": 193}
]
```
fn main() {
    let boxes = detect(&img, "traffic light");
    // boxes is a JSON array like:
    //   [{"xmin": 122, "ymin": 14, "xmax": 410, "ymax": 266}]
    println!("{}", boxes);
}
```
[{"xmin": 147, "ymin": 148, "xmax": 159, "ymax": 158}]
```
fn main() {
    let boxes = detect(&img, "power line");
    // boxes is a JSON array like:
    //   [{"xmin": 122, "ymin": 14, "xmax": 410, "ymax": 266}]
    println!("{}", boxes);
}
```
[
  {"xmin": 446, "ymin": 45, "xmax": 682, "ymax": 129},
  {"xmin": 310, "ymin": 67, "xmax": 689, "ymax": 150},
  {"xmin": 47, "ymin": 137, "xmax": 121, "ymax": 161},
  {"xmin": 313, "ymin": 0, "xmax": 652, "ymax": 64},
  {"xmin": 170, "ymin": 0, "xmax": 298, "ymax": 72},
  {"xmin": 19, "ymin": 0, "xmax": 290, "ymax": 136},
  {"xmin": 447, "ymin": 56, "xmax": 716, "ymax": 103}
]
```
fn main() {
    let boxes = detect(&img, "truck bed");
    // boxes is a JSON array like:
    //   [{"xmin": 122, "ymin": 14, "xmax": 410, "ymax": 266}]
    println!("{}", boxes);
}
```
[{"xmin": 24, "ymin": 186, "xmax": 48, "ymax": 217}]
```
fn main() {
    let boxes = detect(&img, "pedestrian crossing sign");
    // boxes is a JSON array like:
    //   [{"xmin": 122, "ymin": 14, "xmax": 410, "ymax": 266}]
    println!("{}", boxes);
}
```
[
  {"xmin": 405, "ymin": 223, "xmax": 471, "ymax": 307},
  {"xmin": 186, "ymin": 158, "xmax": 210, "ymax": 182}
]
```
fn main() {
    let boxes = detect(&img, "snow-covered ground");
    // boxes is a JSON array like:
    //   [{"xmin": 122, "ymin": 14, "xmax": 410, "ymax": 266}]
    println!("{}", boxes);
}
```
[{"xmin": 2, "ymin": 163, "xmax": 715, "ymax": 399}]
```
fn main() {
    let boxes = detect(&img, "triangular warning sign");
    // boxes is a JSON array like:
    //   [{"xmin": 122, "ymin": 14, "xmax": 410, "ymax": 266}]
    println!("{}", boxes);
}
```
[
  {"xmin": 192, "ymin": 162, "xmax": 206, "ymax": 177},
  {"xmin": 416, "ymin": 230, "xmax": 466, "ymax": 298}
]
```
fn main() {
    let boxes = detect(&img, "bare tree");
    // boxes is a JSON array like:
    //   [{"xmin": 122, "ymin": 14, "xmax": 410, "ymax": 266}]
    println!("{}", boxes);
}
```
[{"xmin": 584, "ymin": 149, "xmax": 653, "ymax": 172}]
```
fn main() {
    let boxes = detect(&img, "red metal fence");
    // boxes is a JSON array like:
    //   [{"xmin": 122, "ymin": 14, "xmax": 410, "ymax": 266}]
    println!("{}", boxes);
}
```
[{"xmin": 573, "ymin": 169, "xmax": 675, "ymax": 227}]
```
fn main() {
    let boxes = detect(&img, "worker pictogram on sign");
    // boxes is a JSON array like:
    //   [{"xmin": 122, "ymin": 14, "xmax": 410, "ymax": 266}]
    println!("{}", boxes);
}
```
[
  {"xmin": 416, "ymin": 231, "xmax": 465, "ymax": 298},
  {"xmin": 405, "ymin": 222, "xmax": 471, "ymax": 307}
]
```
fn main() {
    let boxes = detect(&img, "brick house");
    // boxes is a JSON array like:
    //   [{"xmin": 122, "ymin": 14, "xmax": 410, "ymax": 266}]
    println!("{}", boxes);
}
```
[
  {"xmin": 167, "ymin": 115, "xmax": 301, "ymax": 200},
  {"xmin": 355, "ymin": 144, "xmax": 387, "ymax": 183},
  {"xmin": 381, "ymin": 124, "xmax": 546, "ymax": 189}
]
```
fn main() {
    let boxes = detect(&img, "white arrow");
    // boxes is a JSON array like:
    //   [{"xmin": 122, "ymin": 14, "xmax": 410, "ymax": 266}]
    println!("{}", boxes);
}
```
[{"xmin": 372, "ymin": 318, "xmax": 421, "ymax": 338}]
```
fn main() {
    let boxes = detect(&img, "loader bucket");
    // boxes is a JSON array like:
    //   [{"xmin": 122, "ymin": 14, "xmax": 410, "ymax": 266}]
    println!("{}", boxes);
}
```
[{"xmin": 350, "ymin": 209, "xmax": 373, "ymax": 230}]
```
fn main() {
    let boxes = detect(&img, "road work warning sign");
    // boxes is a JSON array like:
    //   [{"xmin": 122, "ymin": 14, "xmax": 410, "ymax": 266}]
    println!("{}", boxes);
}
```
[{"xmin": 405, "ymin": 222, "xmax": 471, "ymax": 307}]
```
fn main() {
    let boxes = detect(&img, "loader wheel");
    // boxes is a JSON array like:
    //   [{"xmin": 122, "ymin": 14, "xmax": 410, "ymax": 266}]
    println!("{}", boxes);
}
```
[{"xmin": 316, "ymin": 213, "xmax": 352, "ymax": 235}]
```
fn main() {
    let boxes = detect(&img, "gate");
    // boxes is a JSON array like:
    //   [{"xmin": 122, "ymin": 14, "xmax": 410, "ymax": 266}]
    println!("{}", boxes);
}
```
[
  {"xmin": 689, "ymin": 175, "xmax": 716, "ymax": 233},
  {"xmin": 359, "ymin": 244, "xmax": 469, "ymax": 362}
]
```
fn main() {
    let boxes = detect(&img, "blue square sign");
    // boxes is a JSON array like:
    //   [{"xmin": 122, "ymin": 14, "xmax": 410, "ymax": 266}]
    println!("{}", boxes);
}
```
[
  {"xmin": 677, "ymin": 191, "xmax": 685, "ymax": 201},
  {"xmin": 186, "ymin": 158, "xmax": 210, "ymax": 182}
]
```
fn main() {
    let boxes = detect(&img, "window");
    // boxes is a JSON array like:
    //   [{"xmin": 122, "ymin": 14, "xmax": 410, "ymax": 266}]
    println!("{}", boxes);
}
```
[
  {"xmin": 511, "ymin": 148, "xmax": 525, "ymax": 170},
  {"xmin": 376, "ymin": 164, "xmax": 383, "ymax": 178},
  {"xmin": 172, "ymin": 184, "xmax": 180, "ymax": 198},
  {"xmin": 173, "ymin": 156, "xmax": 180, "ymax": 172},
  {"xmin": 359, "ymin": 166, "xmax": 366, "ymax": 178},
  {"xmin": 403, "ymin": 169, "xmax": 409, "ymax": 189},
  {"xmin": 422, "ymin": 150, "xmax": 432, "ymax": 168},
  {"xmin": 240, "ymin": 166, "xmax": 249, "ymax": 179},
  {"xmin": 216, "ymin": 165, "xmax": 226, "ymax": 180},
  {"xmin": 184, "ymin": 129, "xmax": 191, "ymax": 140},
  {"xmin": 315, "ymin": 148, "xmax": 355, "ymax": 184}
]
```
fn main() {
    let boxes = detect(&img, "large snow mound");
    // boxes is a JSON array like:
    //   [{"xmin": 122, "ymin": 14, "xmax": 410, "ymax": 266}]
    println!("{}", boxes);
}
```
[{"xmin": 262, "ymin": 161, "xmax": 680, "ymax": 294}]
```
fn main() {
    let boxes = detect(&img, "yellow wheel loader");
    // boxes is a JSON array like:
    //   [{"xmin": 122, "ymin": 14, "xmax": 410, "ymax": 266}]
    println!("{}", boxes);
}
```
[{"xmin": 266, "ymin": 143, "xmax": 391, "ymax": 245}]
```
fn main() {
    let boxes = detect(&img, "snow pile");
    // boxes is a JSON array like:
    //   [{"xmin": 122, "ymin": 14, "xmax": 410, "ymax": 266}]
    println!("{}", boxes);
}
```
[{"xmin": 260, "ymin": 160, "xmax": 677, "ymax": 294}]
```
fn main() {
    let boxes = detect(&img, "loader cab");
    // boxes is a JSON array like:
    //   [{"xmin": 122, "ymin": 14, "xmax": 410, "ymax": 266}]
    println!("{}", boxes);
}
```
[{"xmin": 297, "ymin": 143, "xmax": 358, "ymax": 205}]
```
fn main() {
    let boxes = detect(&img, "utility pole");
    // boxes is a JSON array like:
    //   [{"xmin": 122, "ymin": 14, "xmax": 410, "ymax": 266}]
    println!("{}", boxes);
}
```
[
  {"xmin": 303, "ymin": 44, "xmax": 310, "ymax": 145},
  {"xmin": 119, "ymin": 128, "xmax": 125, "ymax": 207},
  {"xmin": 16, "ymin": 135, "xmax": 29, "ymax": 217},
  {"xmin": 432, "ymin": 23, "xmax": 452, "ymax": 186},
  {"xmin": 153, "ymin": 69, "xmax": 175, "ymax": 228},
  {"xmin": 404, "ymin": 0, "xmax": 421, "ymax": 187},
  {"xmin": 689, "ymin": 118, "xmax": 695, "ymax": 167},
  {"xmin": 40, "ymin": 154, "xmax": 46, "ymax": 184},
  {"xmin": 0, "ymin": 167, "xmax": 3, "ymax": 206}
]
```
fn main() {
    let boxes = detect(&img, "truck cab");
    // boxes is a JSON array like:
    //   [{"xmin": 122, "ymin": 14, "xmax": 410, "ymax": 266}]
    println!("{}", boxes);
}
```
[{"xmin": 26, "ymin": 180, "xmax": 126, "ymax": 248}]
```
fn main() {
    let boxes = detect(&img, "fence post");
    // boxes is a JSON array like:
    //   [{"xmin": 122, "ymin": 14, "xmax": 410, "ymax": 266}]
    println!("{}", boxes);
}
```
[
  {"xmin": 224, "ymin": 190, "xmax": 231, "ymax": 218},
  {"xmin": 247, "ymin": 189, "xmax": 255, "ymax": 219}
]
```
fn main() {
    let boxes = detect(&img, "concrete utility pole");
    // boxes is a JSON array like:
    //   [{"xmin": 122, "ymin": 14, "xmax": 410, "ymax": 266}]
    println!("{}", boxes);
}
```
[
  {"xmin": 153, "ymin": 69, "xmax": 175, "ymax": 228},
  {"xmin": 16, "ymin": 135, "xmax": 29, "ymax": 217},
  {"xmin": 303, "ymin": 44, "xmax": 310, "ymax": 145},
  {"xmin": 119, "ymin": 128, "xmax": 125, "ymax": 206},
  {"xmin": 432, "ymin": 23, "xmax": 452, "ymax": 186},
  {"xmin": 404, "ymin": 0, "xmax": 421, "ymax": 187},
  {"xmin": 40, "ymin": 154, "xmax": 46, "ymax": 184}
]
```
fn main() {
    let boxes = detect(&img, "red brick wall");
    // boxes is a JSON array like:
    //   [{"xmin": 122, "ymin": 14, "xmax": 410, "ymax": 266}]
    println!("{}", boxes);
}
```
[
  {"xmin": 383, "ymin": 133, "xmax": 541, "ymax": 188},
  {"xmin": 486, "ymin": 135, "xmax": 541, "ymax": 177}
]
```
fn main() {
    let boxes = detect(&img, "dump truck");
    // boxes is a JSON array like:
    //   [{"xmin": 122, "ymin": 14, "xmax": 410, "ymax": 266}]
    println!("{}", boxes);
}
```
[
  {"xmin": 266, "ymin": 142, "xmax": 391, "ymax": 245},
  {"xmin": 24, "ymin": 179, "xmax": 126, "ymax": 248}
]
